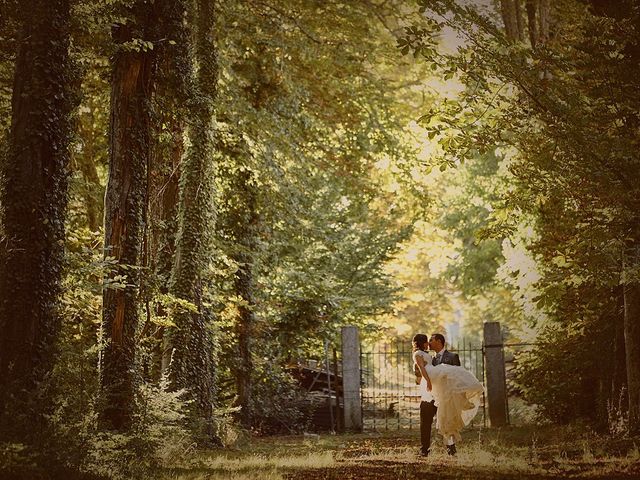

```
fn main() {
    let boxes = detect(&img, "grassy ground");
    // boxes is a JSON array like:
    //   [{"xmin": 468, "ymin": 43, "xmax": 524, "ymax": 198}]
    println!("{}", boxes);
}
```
[{"xmin": 160, "ymin": 425, "xmax": 640, "ymax": 480}]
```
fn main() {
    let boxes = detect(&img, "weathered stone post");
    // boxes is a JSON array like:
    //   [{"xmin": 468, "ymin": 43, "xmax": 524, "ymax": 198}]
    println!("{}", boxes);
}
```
[
  {"xmin": 483, "ymin": 321, "xmax": 508, "ymax": 427},
  {"xmin": 341, "ymin": 325, "xmax": 362, "ymax": 431}
]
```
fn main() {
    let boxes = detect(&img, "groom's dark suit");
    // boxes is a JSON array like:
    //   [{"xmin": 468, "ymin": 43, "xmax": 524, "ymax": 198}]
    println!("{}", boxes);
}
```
[{"xmin": 420, "ymin": 349, "xmax": 461, "ymax": 455}]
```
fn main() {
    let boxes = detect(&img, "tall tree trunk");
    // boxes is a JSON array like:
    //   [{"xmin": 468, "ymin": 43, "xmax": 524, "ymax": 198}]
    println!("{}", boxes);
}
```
[
  {"xmin": 151, "ymin": 115, "xmax": 183, "ymax": 380},
  {"xmin": 0, "ymin": 0, "xmax": 75, "ymax": 440},
  {"xmin": 166, "ymin": 0, "xmax": 218, "ymax": 438},
  {"xmin": 99, "ymin": 1, "xmax": 158, "ymax": 431},
  {"xmin": 76, "ymin": 148, "xmax": 103, "ymax": 232},
  {"xmin": 230, "ymin": 169, "xmax": 260, "ymax": 428},
  {"xmin": 623, "ymin": 244, "xmax": 640, "ymax": 435},
  {"xmin": 525, "ymin": 0, "xmax": 538, "ymax": 48},
  {"xmin": 139, "ymin": 0, "xmax": 191, "ymax": 383},
  {"xmin": 500, "ymin": 0, "xmax": 524, "ymax": 42},
  {"xmin": 525, "ymin": 0, "xmax": 551, "ymax": 49},
  {"xmin": 612, "ymin": 286, "xmax": 628, "ymax": 412},
  {"xmin": 514, "ymin": 0, "xmax": 525, "ymax": 42},
  {"xmin": 537, "ymin": 0, "xmax": 550, "ymax": 45}
]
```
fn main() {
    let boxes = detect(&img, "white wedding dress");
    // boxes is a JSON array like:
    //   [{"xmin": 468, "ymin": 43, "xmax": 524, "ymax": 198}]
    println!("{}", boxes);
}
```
[{"xmin": 413, "ymin": 350, "xmax": 484, "ymax": 443}]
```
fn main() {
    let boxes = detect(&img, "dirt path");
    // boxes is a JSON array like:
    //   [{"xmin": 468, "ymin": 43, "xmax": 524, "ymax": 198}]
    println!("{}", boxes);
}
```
[
  {"xmin": 283, "ymin": 427, "xmax": 640, "ymax": 480},
  {"xmin": 166, "ymin": 426, "xmax": 640, "ymax": 479}
]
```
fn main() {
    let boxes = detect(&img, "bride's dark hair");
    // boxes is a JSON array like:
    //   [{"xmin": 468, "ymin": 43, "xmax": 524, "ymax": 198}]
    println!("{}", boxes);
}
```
[{"xmin": 412, "ymin": 334, "xmax": 429, "ymax": 351}]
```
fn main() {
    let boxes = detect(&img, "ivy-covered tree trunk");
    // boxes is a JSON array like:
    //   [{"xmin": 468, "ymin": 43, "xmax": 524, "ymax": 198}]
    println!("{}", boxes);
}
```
[
  {"xmin": 76, "ymin": 149, "xmax": 103, "ymax": 232},
  {"xmin": 623, "ymin": 243, "xmax": 640, "ymax": 435},
  {"xmin": 99, "ymin": 1, "xmax": 158, "ymax": 431},
  {"xmin": 0, "ymin": 0, "xmax": 75, "ymax": 439},
  {"xmin": 151, "ymin": 113, "xmax": 183, "ymax": 381},
  {"xmin": 147, "ymin": 1, "xmax": 191, "ymax": 380},
  {"xmin": 166, "ymin": 0, "xmax": 218, "ymax": 437},
  {"xmin": 230, "ymin": 169, "xmax": 260, "ymax": 428}
]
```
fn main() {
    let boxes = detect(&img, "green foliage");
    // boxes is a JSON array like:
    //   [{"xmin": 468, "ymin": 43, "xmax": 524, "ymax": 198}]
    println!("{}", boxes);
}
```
[
  {"xmin": 245, "ymin": 362, "xmax": 310, "ymax": 435},
  {"xmin": 403, "ymin": 0, "xmax": 640, "ymax": 424},
  {"xmin": 84, "ymin": 380, "xmax": 193, "ymax": 480},
  {"xmin": 213, "ymin": 0, "xmax": 426, "ymax": 358},
  {"xmin": 0, "ymin": 224, "xmax": 191, "ymax": 479},
  {"xmin": 514, "ymin": 324, "xmax": 595, "ymax": 423}
]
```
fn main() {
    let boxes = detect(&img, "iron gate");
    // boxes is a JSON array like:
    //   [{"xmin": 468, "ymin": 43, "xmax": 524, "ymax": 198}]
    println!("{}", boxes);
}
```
[{"xmin": 360, "ymin": 338, "xmax": 486, "ymax": 431}]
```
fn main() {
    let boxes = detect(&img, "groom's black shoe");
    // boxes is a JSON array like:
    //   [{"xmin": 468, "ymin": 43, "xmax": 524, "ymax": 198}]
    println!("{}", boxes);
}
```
[
  {"xmin": 419, "ymin": 448, "xmax": 430, "ymax": 457},
  {"xmin": 447, "ymin": 444, "xmax": 457, "ymax": 456}
]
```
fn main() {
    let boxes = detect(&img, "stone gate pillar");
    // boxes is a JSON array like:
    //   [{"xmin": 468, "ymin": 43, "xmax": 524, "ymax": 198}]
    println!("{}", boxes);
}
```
[
  {"xmin": 483, "ymin": 321, "xmax": 508, "ymax": 427},
  {"xmin": 341, "ymin": 325, "xmax": 362, "ymax": 431}
]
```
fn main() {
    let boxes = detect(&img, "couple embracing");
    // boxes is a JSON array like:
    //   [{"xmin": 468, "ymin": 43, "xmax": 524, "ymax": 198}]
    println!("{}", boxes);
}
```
[{"xmin": 413, "ymin": 333, "xmax": 484, "ymax": 457}]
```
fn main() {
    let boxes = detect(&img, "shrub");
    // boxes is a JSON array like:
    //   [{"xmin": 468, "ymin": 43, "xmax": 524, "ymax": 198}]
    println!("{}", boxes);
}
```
[
  {"xmin": 83, "ymin": 380, "xmax": 193, "ymax": 479},
  {"xmin": 247, "ymin": 362, "xmax": 311, "ymax": 435}
]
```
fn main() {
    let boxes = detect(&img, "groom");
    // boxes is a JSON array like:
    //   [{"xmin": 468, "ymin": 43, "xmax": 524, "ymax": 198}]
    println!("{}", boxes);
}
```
[{"xmin": 418, "ymin": 333, "xmax": 461, "ymax": 457}]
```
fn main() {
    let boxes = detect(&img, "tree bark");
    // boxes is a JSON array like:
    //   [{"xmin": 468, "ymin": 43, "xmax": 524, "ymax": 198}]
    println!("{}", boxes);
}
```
[
  {"xmin": 623, "ymin": 244, "xmax": 640, "ymax": 435},
  {"xmin": 137, "ymin": 0, "xmax": 192, "ymax": 383},
  {"xmin": 514, "ymin": 0, "xmax": 525, "ymax": 42},
  {"xmin": 99, "ymin": 1, "xmax": 158, "ymax": 431},
  {"xmin": 500, "ymin": 0, "xmax": 524, "ymax": 42},
  {"xmin": 525, "ymin": 0, "xmax": 538, "ymax": 48},
  {"xmin": 166, "ymin": 0, "xmax": 218, "ymax": 439},
  {"xmin": 76, "ymin": 147, "xmax": 103, "ymax": 232},
  {"xmin": 151, "ymin": 112, "xmax": 183, "ymax": 381},
  {"xmin": 230, "ymin": 169, "xmax": 260, "ymax": 428},
  {"xmin": 537, "ymin": 0, "xmax": 550, "ymax": 45},
  {"xmin": 611, "ymin": 287, "xmax": 628, "ymax": 409},
  {"xmin": 0, "ymin": 0, "xmax": 75, "ymax": 439},
  {"xmin": 525, "ymin": 0, "xmax": 550, "ymax": 49}
]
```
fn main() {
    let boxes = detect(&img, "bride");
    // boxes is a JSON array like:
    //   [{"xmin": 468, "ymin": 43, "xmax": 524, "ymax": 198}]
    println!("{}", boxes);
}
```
[{"xmin": 413, "ymin": 333, "xmax": 484, "ymax": 446}]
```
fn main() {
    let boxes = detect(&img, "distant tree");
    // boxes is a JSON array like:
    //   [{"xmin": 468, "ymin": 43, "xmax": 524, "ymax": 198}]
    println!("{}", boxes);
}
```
[{"xmin": 217, "ymin": 151, "xmax": 260, "ymax": 428}]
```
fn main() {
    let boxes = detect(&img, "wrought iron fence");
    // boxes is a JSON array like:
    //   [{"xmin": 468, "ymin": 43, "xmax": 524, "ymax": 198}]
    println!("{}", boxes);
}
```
[{"xmin": 360, "ymin": 338, "xmax": 486, "ymax": 431}]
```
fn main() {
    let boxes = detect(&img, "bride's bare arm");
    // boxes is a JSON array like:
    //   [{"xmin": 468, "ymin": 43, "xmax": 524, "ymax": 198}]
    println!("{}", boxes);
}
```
[{"xmin": 414, "ymin": 354, "xmax": 432, "ymax": 391}]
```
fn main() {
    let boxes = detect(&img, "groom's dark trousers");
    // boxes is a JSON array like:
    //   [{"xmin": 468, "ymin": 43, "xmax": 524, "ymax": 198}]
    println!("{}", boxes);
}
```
[
  {"xmin": 420, "ymin": 400, "xmax": 437, "ymax": 454},
  {"xmin": 420, "ymin": 350, "xmax": 461, "ymax": 454}
]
